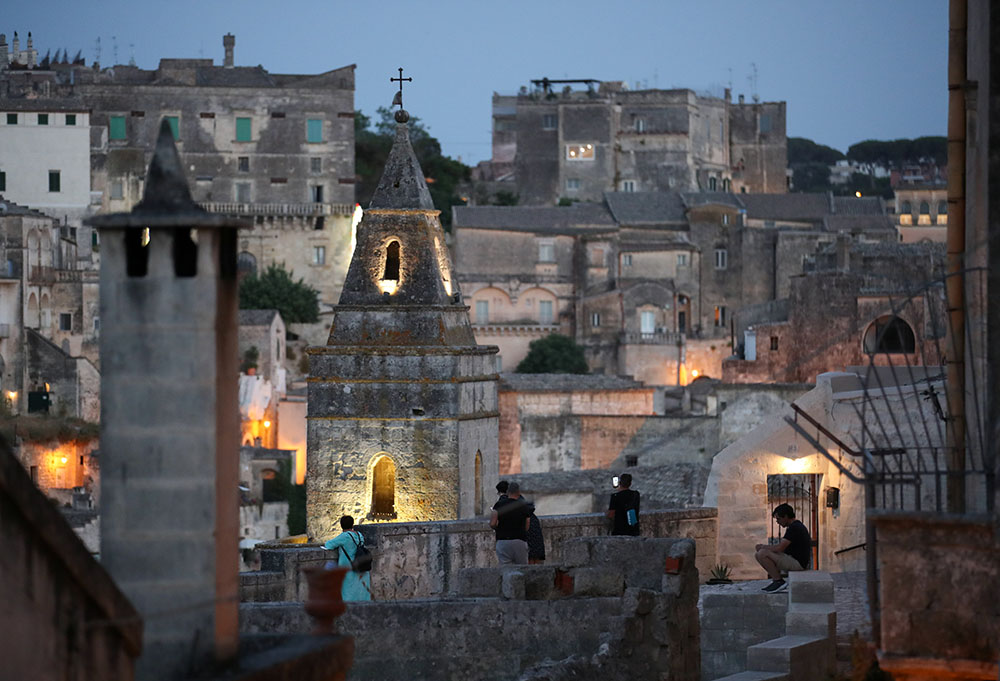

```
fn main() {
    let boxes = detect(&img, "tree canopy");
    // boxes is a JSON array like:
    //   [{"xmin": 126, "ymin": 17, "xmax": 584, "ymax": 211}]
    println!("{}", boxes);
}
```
[
  {"xmin": 355, "ymin": 107, "xmax": 470, "ymax": 229},
  {"xmin": 239, "ymin": 263, "xmax": 319, "ymax": 324},
  {"xmin": 787, "ymin": 137, "xmax": 845, "ymax": 165},
  {"xmin": 846, "ymin": 136, "xmax": 947, "ymax": 167},
  {"xmin": 515, "ymin": 334, "xmax": 589, "ymax": 374}
]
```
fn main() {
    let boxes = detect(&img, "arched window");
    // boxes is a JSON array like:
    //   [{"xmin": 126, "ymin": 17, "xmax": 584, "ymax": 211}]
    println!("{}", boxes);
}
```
[
  {"xmin": 919, "ymin": 201, "xmax": 930, "ymax": 215},
  {"xmin": 372, "ymin": 456, "xmax": 396, "ymax": 517},
  {"xmin": 237, "ymin": 251, "xmax": 257, "ymax": 277},
  {"xmin": 383, "ymin": 240, "xmax": 400, "ymax": 281},
  {"xmin": 261, "ymin": 468, "xmax": 280, "ymax": 501},
  {"xmin": 708, "ymin": 177, "xmax": 717, "ymax": 191},
  {"xmin": 474, "ymin": 450, "xmax": 484, "ymax": 516},
  {"xmin": 722, "ymin": 178, "xmax": 731, "ymax": 192},
  {"xmin": 901, "ymin": 201, "xmax": 911, "ymax": 214},
  {"xmin": 864, "ymin": 315, "xmax": 915, "ymax": 354},
  {"xmin": 937, "ymin": 200, "xmax": 947, "ymax": 215}
]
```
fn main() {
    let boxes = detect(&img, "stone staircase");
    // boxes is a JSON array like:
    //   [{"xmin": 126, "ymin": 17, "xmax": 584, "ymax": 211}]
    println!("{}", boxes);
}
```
[{"xmin": 706, "ymin": 571, "xmax": 837, "ymax": 681}]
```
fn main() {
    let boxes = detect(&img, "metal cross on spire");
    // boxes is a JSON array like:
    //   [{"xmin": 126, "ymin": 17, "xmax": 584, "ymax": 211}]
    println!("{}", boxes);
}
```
[{"xmin": 390, "ymin": 67, "xmax": 412, "ymax": 111}]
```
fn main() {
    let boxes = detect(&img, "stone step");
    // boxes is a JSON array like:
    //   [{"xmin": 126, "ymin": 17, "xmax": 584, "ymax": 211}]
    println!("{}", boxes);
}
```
[
  {"xmin": 787, "ymin": 571, "xmax": 834, "ymax": 604},
  {"xmin": 709, "ymin": 671, "xmax": 789, "ymax": 681},
  {"xmin": 786, "ymin": 602, "xmax": 837, "ymax": 639},
  {"xmin": 746, "ymin": 635, "xmax": 833, "ymax": 680}
]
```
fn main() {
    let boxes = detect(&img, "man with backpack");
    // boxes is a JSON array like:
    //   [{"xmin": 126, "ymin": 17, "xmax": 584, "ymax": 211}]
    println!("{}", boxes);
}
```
[
  {"xmin": 323, "ymin": 515, "xmax": 372, "ymax": 601},
  {"xmin": 607, "ymin": 473, "xmax": 640, "ymax": 536}
]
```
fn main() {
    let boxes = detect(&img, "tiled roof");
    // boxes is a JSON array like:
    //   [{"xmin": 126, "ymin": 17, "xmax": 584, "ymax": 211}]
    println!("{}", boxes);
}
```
[
  {"xmin": 239, "ymin": 309, "xmax": 279, "ymax": 327},
  {"xmin": 500, "ymin": 372, "xmax": 647, "ymax": 392},
  {"xmin": 453, "ymin": 203, "xmax": 615, "ymax": 234},
  {"xmin": 604, "ymin": 191, "xmax": 688, "ymax": 225},
  {"xmin": 682, "ymin": 192, "xmax": 745, "ymax": 209},
  {"xmin": 739, "ymin": 193, "xmax": 831, "ymax": 221},
  {"xmin": 832, "ymin": 196, "xmax": 885, "ymax": 215},
  {"xmin": 0, "ymin": 97, "xmax": 89, "ymax": 112},
  {"xmin": 0, "ymin": 196, "xmax": 52, "ymax": 218},
  {"xmin": 822, "ymin": 215, "xmax": 895, "ymax": 233}
]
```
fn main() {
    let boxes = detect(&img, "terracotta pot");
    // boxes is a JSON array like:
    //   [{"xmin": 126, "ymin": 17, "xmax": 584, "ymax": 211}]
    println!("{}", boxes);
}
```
[{"xmin": 302, "ymin": 565, "xmax": 349, "ymax": 634}]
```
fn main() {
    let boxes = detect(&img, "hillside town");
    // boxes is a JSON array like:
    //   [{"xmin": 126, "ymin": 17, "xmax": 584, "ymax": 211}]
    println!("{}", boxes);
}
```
[{"xmin": 1, "ymin": 6, "xmax": 997, "ymax": 681}]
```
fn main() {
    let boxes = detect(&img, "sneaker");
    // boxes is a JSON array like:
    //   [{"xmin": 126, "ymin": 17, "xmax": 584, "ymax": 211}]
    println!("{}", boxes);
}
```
[{"xmin": 762, "ymin": 579, "xmax": 786, "ymax": 592}]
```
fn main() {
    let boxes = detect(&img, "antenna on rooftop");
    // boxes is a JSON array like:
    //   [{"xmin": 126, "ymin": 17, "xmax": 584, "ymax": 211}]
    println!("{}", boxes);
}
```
[
  {"xmin": 112, "ymin": 35, "xmax": 118, "ymax": 65},
  {"xmin": 128, "ymin": 43, "xmax": 135, "ymax": 66},
  {"xmin": 749, "ymin": 62, "xmax": 759, "ymax": 103},
  {"xmin": 94, "ymin": 37, "xmax": 101, "ymax": 65},
  {"xmin": 728, "ymin": 67, "xmax": 733, "ymax": 91}
]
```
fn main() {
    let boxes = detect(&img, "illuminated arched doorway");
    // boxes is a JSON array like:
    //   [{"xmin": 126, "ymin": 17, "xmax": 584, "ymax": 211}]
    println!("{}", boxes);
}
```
[
  {"xmin": 474, "ymin": 450, "xmax": 484, "ymax": 515},
  {"xmin": 371, "ymin": 455, "xmax": 396, "ymax": 518}
]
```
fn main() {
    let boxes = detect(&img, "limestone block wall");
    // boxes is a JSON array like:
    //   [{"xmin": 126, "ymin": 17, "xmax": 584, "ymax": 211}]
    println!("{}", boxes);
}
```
[
  {"xmin": 242, "ymin": 536, "xmax": 702, "ymax": 681},
  {"xmin": 874, "ymin": 513, "xmax": 999, "ymax": 679},
  {"xmin": 245, "ymin": 508, "xmax": 716, "ymax": 602}
]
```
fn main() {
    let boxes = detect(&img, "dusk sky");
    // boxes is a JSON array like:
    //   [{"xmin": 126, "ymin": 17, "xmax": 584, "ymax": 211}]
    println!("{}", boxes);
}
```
[{"xmin": 6, "ymin": 0, "xmax": 946, "ymax": 165}]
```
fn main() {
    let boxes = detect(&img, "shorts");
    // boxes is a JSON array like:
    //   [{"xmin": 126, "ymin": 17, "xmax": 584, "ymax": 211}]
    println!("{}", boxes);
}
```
[
  {"xmin": 773, "ymin": 552, "xmax": 806, "ymax": 573},
  {"xmin": 496, "ymin": 539, "xmax": 528, "ymax": 565}
]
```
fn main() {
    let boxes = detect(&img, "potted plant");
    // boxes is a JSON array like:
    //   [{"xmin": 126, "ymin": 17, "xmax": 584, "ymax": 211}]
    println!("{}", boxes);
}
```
[{"xmin": 706, "ymin": 563, "xmax": 733, "ymax": 585}]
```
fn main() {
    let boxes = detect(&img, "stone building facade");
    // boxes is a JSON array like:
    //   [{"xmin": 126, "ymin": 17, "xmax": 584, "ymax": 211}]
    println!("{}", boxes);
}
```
[
  {"xmin": 453, "ymin": 191, "xmax": 895, "ymax": 385},
  {"xmin": 0, "ymin": 32, "xmax": 357, "ymax": 307},
  {"xmin": 306, "ymin": 110, "xmax": 499, "ymax": 538},
  {"xmin": 480, "ymin": 80, "xmax": 786, "ymax": 205},
  {"xmin": 0, "ymin": 199, "xmax": 99, "ymax": 418}
]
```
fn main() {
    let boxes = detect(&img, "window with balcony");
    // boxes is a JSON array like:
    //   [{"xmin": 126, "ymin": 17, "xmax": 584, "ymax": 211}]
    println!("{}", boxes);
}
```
[
  {"xmin": 566, "ymin": 143, "xmax": 595, "ymax": 160},
  {"xmin": 310, "ymin": 185, "xmax": 324, "ymax": 203},
  {"xmin": 475, "ymin": 300, "xmax": 489, "ymax": 324},
  {"xmin": 235, "ymin": 183, "xmax": 251, "ymax": 203},
  {"xmin": 538, "ymin": 241, "xmax": 554, "ymax": 263},
  {"xmin": 640, "ymin": 310, "xmax": 655, "ymax": 336},
  {"xmin": 539, "ymin": 300, "xmax": 554, "ymax": 325}
]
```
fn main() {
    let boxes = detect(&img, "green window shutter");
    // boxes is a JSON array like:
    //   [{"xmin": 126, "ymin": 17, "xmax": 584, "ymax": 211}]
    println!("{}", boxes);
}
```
[
  {"xmin": 0, "ymin": 171, "xmax": 6, "ymax": 192},
  {"xmin": 38, "ymin": 114, "xmax": 49, "ymax": 125},
  {"xmin": 166, "ymin": 116, "xmax": 179, "ymax": 140},
  {"xmin": 109, "ymin": 115, "xmax": 126, "ymax": 140},
  {"xmin": 307, "ymin": 118, "xmax": 322, "ymax": 143},
  {"xmin": 66, "ymin": 114, "xmax": 76, "ymax": 125},
  {"xmin": 236, "ymin": 117, "xmax": 252, "ymax": 142},
  {"xmin": 49, "ymin": 171, "xmax": 60, "ymax": 192}
]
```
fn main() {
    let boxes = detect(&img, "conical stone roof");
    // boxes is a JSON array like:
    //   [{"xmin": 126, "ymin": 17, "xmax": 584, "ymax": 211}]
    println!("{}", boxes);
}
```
[{"xmin": 368, "ymin": 122, "xmax": 434, "ymax": 210}]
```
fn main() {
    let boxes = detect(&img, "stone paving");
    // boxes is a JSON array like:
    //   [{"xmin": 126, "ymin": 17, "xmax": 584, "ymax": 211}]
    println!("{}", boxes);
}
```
[{"xmin": 698, "ymin": 570, "xmax": 872, "ymax": 644}]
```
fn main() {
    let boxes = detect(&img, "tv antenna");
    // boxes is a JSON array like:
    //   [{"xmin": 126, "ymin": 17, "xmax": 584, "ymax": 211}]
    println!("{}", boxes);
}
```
[
  {"xmin": 748, "ymin": 62, "xmax": 759, "ymax": 103},
  {"xmin": 94, "ymin": 37, "xmax": 101, "ymax": 65},
  {"xmin": 112, "ymin": 35, "xmax": 118, "ymax": 65},
  {"xmin": 128, "ymin": 43, "xmax": 135, "ymax": 67}
]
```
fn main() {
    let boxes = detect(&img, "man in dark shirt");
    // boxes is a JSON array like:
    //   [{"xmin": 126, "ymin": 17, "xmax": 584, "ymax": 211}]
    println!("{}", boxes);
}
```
[
  {"xmin": 490, "ymin": 481, "xmax": 531, "ymax": 564},
  {"xmin": 606, "ymin": 473, "xmax": 641, "ymax": 536},
  {"xmin": 755, "ymin": 503, "xmax": 811, "ymax": 592}
]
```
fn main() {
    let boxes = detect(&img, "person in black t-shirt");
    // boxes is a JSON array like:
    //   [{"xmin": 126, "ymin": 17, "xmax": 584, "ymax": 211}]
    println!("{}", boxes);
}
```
[
  {"xmin": 606, "ymin": 473, "xmax": 640, "ymax": 536},
  {"xmin": 755, "ymin": 503, "xmax": 811, "ymax": 592},
  {"xmin": 490, "ymin": 481, "xmax": 531, "ymax": 564}
]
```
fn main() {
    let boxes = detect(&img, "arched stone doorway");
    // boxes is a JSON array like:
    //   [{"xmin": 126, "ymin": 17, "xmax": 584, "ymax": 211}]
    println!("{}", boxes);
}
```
[{"xmin": 371, "ymin": 455, "xmax": 397, "ymax": 519}]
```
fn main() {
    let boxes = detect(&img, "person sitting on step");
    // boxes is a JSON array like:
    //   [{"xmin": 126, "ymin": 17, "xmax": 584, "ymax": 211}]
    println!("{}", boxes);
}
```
[{"xmin": 755, "ymin": 503, "xmax": 811, "ymax": 592}]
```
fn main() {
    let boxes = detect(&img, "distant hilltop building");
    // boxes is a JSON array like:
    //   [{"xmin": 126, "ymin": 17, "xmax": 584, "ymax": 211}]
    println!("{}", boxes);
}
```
[{"xmin": 477, "ymin": 79, "xmax": 787, "ymax": 205}]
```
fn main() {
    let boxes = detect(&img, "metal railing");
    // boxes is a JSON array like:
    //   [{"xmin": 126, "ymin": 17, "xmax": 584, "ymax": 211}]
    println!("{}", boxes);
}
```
[
  {"xmin": 619, "ymin": 331, "xmax": 683, "ymax": 345},
  {"xmin": 200, "ymin": 201, "xmax": 354, "ymax": 217}
]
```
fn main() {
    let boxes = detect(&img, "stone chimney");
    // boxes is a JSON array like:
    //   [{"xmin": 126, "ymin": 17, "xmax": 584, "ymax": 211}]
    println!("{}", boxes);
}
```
[
  {"xmin": 26, "ymin": 31, "xmax": 34, "ymax": 67},
  {"xmin": 86, "ymin": 120, "xmax": 248, "ymax": 681},
  {"xmin": 0, "ymin": 34, "xmax": 8, "ymax": 67},
  {"xmin": 223, "ymin": 33, "xmax": 235, "ymax": 68},
  {"xmin": 11, "ymin": 32, "xmax": 19, "ymax": 64},
  {"xmin": 724, "ymin": 87, "xmax": 731, "ymax": 103},
  {"xmin": 738, "ymin": 93, "xmax": 745, "ymax": 105}
]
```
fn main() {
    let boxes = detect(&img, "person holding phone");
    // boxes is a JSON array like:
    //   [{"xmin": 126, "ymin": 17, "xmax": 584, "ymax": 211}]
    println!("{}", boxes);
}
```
[{"xmin": 606, "ymin": 473, "xmax": 640, "ymax": 536}]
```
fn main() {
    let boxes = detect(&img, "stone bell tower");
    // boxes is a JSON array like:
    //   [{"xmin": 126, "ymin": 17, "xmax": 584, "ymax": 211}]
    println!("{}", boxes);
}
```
[{"xmin": 307, "ymin": 74, "xmax": 498, "ymax": 537}]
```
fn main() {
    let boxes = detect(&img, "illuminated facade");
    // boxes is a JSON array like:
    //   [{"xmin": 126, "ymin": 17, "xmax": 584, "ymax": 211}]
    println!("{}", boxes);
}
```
[{"xmin": 306, "ymin": 110, "xmax": 499, "ymax": 538}]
